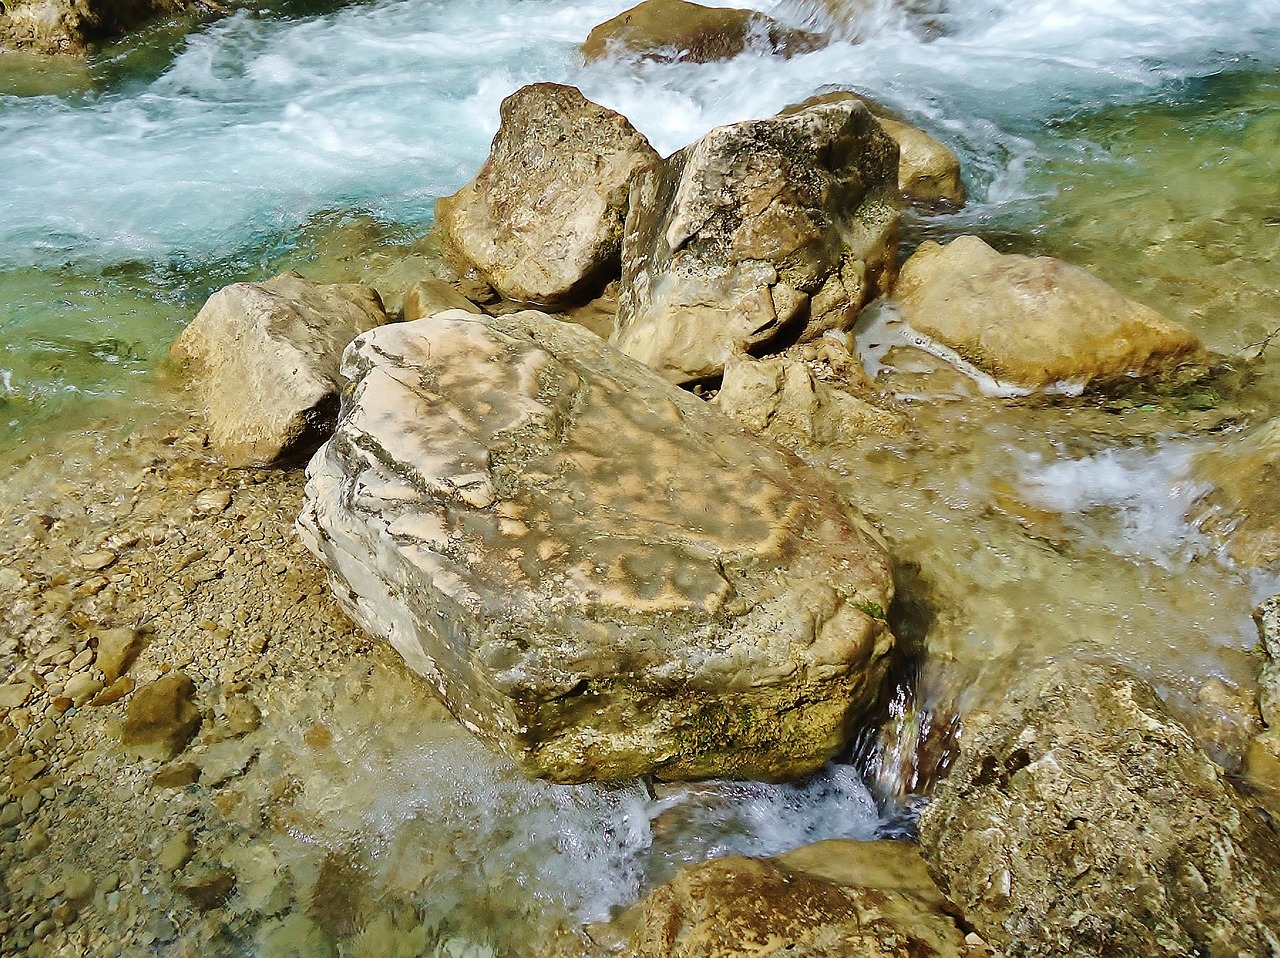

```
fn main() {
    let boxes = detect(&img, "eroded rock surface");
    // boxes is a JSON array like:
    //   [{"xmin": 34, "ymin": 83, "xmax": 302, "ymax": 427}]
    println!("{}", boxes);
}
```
[
  {"xmin": 627, "ymin": 840, "xmax": 977, "ymax": 958},
  {"xmin": 581, "ymin": 0, "xmax": 826, "ymax": 65},
  {"xmin": 918, "ymin": 658, "xmax": 1280, "ymax": 958},
  {"xmin": 613, "ymin": 98, "xmax": 900, "ymax": 384},
  {"xmin": 170, "ymin": 271, "xmax": 388, "ymax": 468},
  {"xmin": 1190, "ymin": 417, "xmax": 1280, "ymax": 570},
  {"xmin": 895, "ymin": 236, "xmax": 1208, "ymax": 391},
  {"xmin": 298, "ymin": 310, "xmax": 895, "ymax": 783},
  {"xmin": 435, "ymin": 83, "xmax": 659, "ymax": 308},
  {"xmin": 0, "ymin": 0, "xmax": 197, "ymax": 55}
]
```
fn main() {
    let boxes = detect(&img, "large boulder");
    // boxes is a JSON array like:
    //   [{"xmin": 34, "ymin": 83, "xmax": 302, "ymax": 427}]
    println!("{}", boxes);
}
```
[
  {"xmin": 1189, "ymin": 417, "xmax": 1280, "ymax": 570},
  {"xmin": 298, "ymin": 310, "xmax": 895, "ymax": 784},
  {"xmin": 0, "ymin": 0, "xmax": 197, "ymax": 55},
  {"xmin": 581, "ymin": 0, "xmax": 826, "ymax": 65},
  {"xmin": 435, "ymin": 83, "xmax": 659, "ymax": 309},
  {"xmin": 170, "ymin": 271, "xmax": 388, "ymax": 467},
  {"xmin": 626, "ymin": 840, "xmax": 978, "ymax": 958},
  {"xmin": 917, "ymin": 658, "xmax": 1280, "ymax": 958},
  {"xmin": 613, "ymin": 99, "xmax": 900, "ymax": 384},
  {"xmin": 894, "ymin": 236, "xmax": 1209, "ymax": 392}
]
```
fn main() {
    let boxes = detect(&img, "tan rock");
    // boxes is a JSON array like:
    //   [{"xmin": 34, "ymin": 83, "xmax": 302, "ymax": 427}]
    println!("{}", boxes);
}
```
[
  {"xmin": 120, "ymin": 672, "xmax": 202, "ymax": 762},
  {"xmin": 895, "ymin": 235, "xmax": 1208, "ymax": 391},
  {"xmin": 93, "ymin": 626, "xmax": 143, "ymax": 683},
  {"xmin": 0, "ymin": 683, "xmax": 32, "ymax": 709},
  {"xmin": 876, "ymin": 117, "xmax": 966, "ymax": 207},
  {"xmin": 582, "ymin": 0, "xmax": 826, "ymax": 65},
  {"xmin": 170, "ymin": 271, "xmax": 389, "ymax": 467},
  {"xmin": 628, "ymin": 840, "xmax": 972, "ymax": 958},
  {"xmin": 402, "ymin": 280, "xmax": 481, "ymax": 321},
  {"xmin": 614, "ymin": 98, "xmax": 900, "ymax": 384},
  {"xmin": 435, "ymin": 83, "xmax": 659, "ymax": 308},
  {"xmin": 299, "ymin": 310, "xmax": 895, "ymax": 783},
  {"xmin": 1189, "ymin": 419, "xmax": 1280, "ymax": 570},
  {"xmin": 0, "ymin": 0, "xmax": 199, "ymax": 56}
]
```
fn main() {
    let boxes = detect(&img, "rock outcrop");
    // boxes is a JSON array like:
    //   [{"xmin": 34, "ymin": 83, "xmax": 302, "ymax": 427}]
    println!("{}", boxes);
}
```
[
  {"xmin": 917, "ymin": 658, "xmax": 1280, "ymax": 958},
  {"xmin": 581, "ymin": 0, "xmax": 826, "ymax": 65},
  {"xmin": 613, "ymin": 98, "xmax": 900, "ymax": 384},
  {"xmin": 1189, "ymin": 417, "xmax": 1280, "ymax": 570},
  {"xmin": 298, "ymin": 310, "xmax": 895, "ymax": 783},
  {"xmin": 627, "ymin": 840, "xmax": 978, "ymax": 958},
  {"xmin": 895, "ymin": 235, "xmax": 1208, "ymax": 391},
  {"xmin": 0, "ymin": 0, "xmax": 198, "ymax": 55},
  {"xmin": 434, "ymin": 83, "xmax": 659, "ymax": 309},
  {"xmin": 170, "ymin": 271, "xmax": 388, "ymax": 468}
]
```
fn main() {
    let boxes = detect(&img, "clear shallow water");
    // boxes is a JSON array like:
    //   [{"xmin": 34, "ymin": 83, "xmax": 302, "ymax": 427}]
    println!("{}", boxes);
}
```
[{"xmin": 3, "ymin": 0, "xmax": 1280, "ymax": 953}]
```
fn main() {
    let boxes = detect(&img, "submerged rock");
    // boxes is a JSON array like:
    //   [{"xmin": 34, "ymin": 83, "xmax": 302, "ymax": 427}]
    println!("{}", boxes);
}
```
[
  {"xmin": 120, "ymin": 672, "xmax": 202, "ymax": 762},
  {"xmin": 581, "ymin": 0, "xmax": 826, "ymax": 65},
  {"xmin": 170, "ymin": 271, "xmax": 388, "ymax": 468},
  {"xmin": 1189, "ymin": 417, "xmax": 1280, "ymax": 570},
  {"xmin": 613, "ymin": 98, "xmax": 900, "ymax": 384},
  {"xmin": 627, "ymin": 840, "xmax": 976, "ymax": 958},
  {"xmin": 0, "ymin": 0, "xmax": 199, "ymax": 55},
  {"xmin": 435, "ymin": 83, "xmax": 659, "ymax": 308},
  {"xmin": 917, "ymin": 658, "xmax": 1280, "ymax": 958},
  {"xmin": 894, "ymin": 236, "xmax": 1208, "ymax": 392},
  {"xmin": 298, "ymin": 310, "xmax": 895, "ymax": 783}
]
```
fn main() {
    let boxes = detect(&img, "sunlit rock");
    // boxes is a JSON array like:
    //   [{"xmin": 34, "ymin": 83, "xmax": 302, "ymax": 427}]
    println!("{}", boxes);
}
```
[
  {"xmin": 581, "ymin": 0, "xmax": 827, "ymax": 65},
  {"xmin": 894, "ymin": 236, "xmax": 1209, "ymax": 391},
  {"xmin": 435, "ymin": 83, "xmax": 659, "ymax": 309},
  {"xmin": 1188, "ymin": 417, "xmax": 1280, "ymax": 570},
  {"xmin": 613, "ymin": 98, "xmax": 900, "ymax": 384},
  {"xmin": 714, "ymin": 339, "xmax": 908, "ymax": 447},
  {"xmin": 918, "ymin": 658, "xmax": 1280, "ymax": 958},
  {"xmin": 170, "ymin": 271, "xmax": 388, "ymax": 467},
  {"xmin": 0, "ymin": 0, "xmax": 199, "ymax": 55},
  {"xmin": 298, "ymin": 310, "xmax": 895, "ymax": 784},
  {"xmin": 625, "ymin": 840, "xmax": 977, "ymax": 958}
]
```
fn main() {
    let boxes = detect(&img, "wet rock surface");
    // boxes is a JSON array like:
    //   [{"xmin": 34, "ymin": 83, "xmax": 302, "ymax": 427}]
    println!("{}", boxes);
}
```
[
  {"xmin": 169, "ymin": 271, "xmax": 389, "ymax": 467},
  {"xmin": 435, "ymin": 83, "xmax": 659, "ymax": 308},
  {"xmin": 917, "ymin": 658, "xmax": 1280, "ymax": 958},
  {"xmin": 613, "ymin": 97, "xmax": 899, "ymax": 384},
  {"xmin": 626, "ymin": 839, "xmax": 982, "ymax": 958},
  {"xmin": 581, "ymin": 0, "xmax": 826, "ymax": 65},
  {"xmin": 0, "ymin": 0, "xmax": 199, "ymax": 55},
  {"xmin": 894, "ymin": 235, "xmax": 1209, "ymax": 392},
  {"xmin": 1189, "ymin": 416, "xmax": 1280, "ymax": 570},
  {"xmin": 299, "ymin": 310, "xmax": 896, "ymax": 783}
]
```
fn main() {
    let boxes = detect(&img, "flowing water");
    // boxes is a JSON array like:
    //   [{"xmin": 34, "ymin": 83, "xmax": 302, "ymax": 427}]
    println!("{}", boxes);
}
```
[{"xmin": 3, "ymin": 0, "xmax": 1280, "ymax": 953}]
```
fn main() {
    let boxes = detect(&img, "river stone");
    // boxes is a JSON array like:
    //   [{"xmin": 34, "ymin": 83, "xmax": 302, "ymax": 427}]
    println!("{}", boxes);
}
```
[
  {"xmin": 917, "ymin": 658, "xmax": 1280, "ymax": 958},
  {"xmin": 895, "ymin": 236, "xmax": 1209, "ymax": 391},
  {"xmin": 0, "ymin": 0, "xmax": 196, "ymax": 55},
  {"xmin": 402, "ymin": 280, "xmax": 481, "ymax": 321},
  {"xmin": 93, "ymin": 626, "xmax": 143, "ymax": 683},
  {"xmin": 170, "ymin": 271, "xmax": 388, "ymax": 467},
  {"xmin": 298, "ymin": 310, "xmax": 895, "ymax": 783},
  {"xmin": 435, "ymin": 83, "xmax": 659, "ymax": 309},
  {"xmin": 1188, "ymin": 417, "xmax": 1280, "ymax": 570},
  {"xmin": 613, "ymin": 98, "xmax": 900, "ymax": 384},
  {"xmin": 120, "ymin": 672, "xmax": 202, "ymax": 762},
  {"xmin": 627, "ymin": 841, "xmax": 973, "ymax": 958},
  {"xmin": 581, "ymin": 0, "xmax": 826, "ymax": 65}
]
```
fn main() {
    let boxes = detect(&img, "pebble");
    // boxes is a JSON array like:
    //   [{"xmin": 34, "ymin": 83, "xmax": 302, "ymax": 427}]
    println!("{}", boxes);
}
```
[
  {"xmin": 90, "ymin": 676, "xmax": 135, "ymax": 707},
  {"xmin": 64, "ymin": 674, "xmax": 103, "ymax": 705},
  {"xmin": 0, "ymin": 683, "xmax": 32, "ymax": 709},
  {"xmin": 158, "ymin": 829, "xmax": 196, "ymax": 873},
  {"xmin": 21, "ymin": 789, "xmax": 42, "ymax": 815},
  {"xmin": 193, "ymin": 489, "xmax": 232, "ymax": 514},
  {"xmin": 64, "ymin": 870, "xmax": 96, "ymax": 903},
  {"xmin": 77, "ymin": 551, "xmax": 118, "ymax": 572}
]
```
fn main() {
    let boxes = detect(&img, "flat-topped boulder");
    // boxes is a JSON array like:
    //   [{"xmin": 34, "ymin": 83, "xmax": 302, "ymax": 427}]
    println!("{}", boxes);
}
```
[
  {"xmin": 918, "ymin": 658, "xmax": 1280, "ymax": 958},
  {"xmin": 613, "ymin": 98, "xmax": 900, "ymax": 384},
  {"xmin": 435, "ymin": 83, "xmax": 659, "ymax": 308},
  {"xmin": 581, "ymin": 0, "xmax": 826, "ymax": 65},
  {"xmin": 170, "ymin": 271, "xmax": 388, "ymax": 467},
  {"xmin": 894, "ymin": 236, "xmax": 1208, "ymax": 392},
  {"xmin": 298, "ymin": 310, "xmax": 895, "ymax": 783}
]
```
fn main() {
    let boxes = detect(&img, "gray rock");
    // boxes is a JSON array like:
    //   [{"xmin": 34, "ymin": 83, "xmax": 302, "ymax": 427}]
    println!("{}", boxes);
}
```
[
  {"xmin": 120, "ymin": 673, "xmax": 202, "ymax": 762},
  {"xmin": 435, "ymin": 83, "xmax": 659, "ymax": 308},
  {"xmin": 613, "ymin": 98, "xmax": 899, "ymax": 384},
  {"xmin": 917, "ymin": 658, "xmax": 1280, "ymax": 958},
  {"xmin": 299, "ymin": 310, "xmax": 895, "ymax": 783},
  {"xmin": 170, "ymin": 271, "xmax": 388, "ymax": 467}
]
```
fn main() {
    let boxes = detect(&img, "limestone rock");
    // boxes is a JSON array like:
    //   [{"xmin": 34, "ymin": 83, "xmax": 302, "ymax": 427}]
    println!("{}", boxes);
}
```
[
  {"xmin": 402, "ymin": 280, "xmax": 481, "ymax": 321},
  {"xmin": 613, "ymin": 98, "xmax": 900, "ymax": 384},
  {"xmin": 93, "ymin": 626, "xmax": 143, "ymax": 683},
  {"xmin": 582, "ymin": 0, "xmax": 826, "ymax": 65},
  {"xmin": 120, "ymin": 672, "xmax": 202, "ymax": 762},
  {"xmin": 627, "ymin": 841, "xmax": 973, "ymax": 958},
  {"xmin": 1256, "ymin": 595, "xmax": 1280, "ymax": 733},
  {"xmin": 299, "ymin": 310, "xmax": 895, "ymax": 783},
  {"xmin": 1189, "ymin": 418, "xmax": 1280, "ymax": 570},
  {"xmin": 714, "ymin": 342, "xmax": 907, "ymax": 447},
  {"xmin": 0, "ymin": 0, "xmax": 198, "ymax": 56},
  {"xmin": 894, "ymin": 236, "xmax": 1208, "ymax": 391},
  {"xmin": 917, "ymin": 658, "xmax": 1280, "ymax": 958},
  {"xmin": 876, "ymin": 116, "xmax": 966, "ymax": 208},
  {"xmin": 435, "ymin": 83, "xmax": 659, "ymax": 308},
  {"xmin": 170, "ymin": 271, "xmax": 388, "ymax": 467}
]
